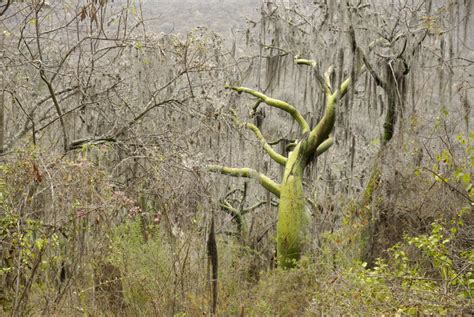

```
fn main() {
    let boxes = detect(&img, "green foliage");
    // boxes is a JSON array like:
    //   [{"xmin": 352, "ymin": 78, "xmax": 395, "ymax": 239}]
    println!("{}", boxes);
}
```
[
  {"xmin": 106, "ymin": 219, "xmax": 173, "ymax": 312},
  {"xmin": 344, "ymin": 132, "xmax": 474, "ymax": 314},
  {"xmin": 0, "ymin": 151, "xmax": 58, "ymax": 311},
  {"xmin": 0, "ymin": 148, "xmax": 134, "ymax": 314},
  {"xmin": 0, "ymin": 211, "xmax": 59, "ymax": 310},
  {"xmin": 453, "ymin": 132, "xmax": 474, "ymax": 196},
  {"xmin": 352, "ymin": 215, "xmax": 472, "ymax": 314},
  {"xmin": 298, "ymin": 214, "xmax": 472, "ymax": 315},
  {"xmin": 252, "ymin": 266, "xmax": 318, "ymax": 315},
  {"xmin": 0, "ymin": 138, "xmax": 471, "ymax": 315}
]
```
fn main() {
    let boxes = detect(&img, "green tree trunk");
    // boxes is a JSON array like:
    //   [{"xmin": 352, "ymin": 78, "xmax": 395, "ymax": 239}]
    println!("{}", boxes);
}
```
[
  {"xmin": 209, "ymin": 58, "xmax": 354, "ymax": 268},
  {"xmin": 277, "ymin": 171, "xmax": 306, "ymax": 268}
]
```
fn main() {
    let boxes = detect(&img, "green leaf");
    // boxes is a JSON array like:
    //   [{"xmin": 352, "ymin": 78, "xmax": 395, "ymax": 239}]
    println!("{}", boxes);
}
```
[
  {"xmin": 463, "ymin": 173, "xmax": 471, "ymax": 185},
  {"xmin": 134, "ymin": 41, "xmax": 143, "ymax": 49},
  {"xmin": 35, "ymin": 238, "xmax": 46, "ymax": 251}
]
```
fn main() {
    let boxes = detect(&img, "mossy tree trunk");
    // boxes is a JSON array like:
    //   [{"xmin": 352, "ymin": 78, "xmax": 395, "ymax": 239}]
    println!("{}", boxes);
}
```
[
  {"xmin": 209, "ymin": 59, "xmax": 352, "ymax": 268},
  {"xmin": 358, "ymin": 61, "xmax": 407, "ymax": 266},
  {"xmin": 355, "ymin": 33, "xmax": 414, "ymax": 267}
]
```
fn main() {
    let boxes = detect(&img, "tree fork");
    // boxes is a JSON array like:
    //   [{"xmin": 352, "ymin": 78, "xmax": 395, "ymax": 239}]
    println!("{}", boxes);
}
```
[{"xmin": 210, "ymin": 60, "xmax": 353, "ymax": 268}]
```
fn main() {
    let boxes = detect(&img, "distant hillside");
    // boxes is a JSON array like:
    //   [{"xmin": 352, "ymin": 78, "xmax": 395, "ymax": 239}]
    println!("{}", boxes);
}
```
[{"xmin": 135, "ymin": 0, "xmax": 260, "ymax": 35}]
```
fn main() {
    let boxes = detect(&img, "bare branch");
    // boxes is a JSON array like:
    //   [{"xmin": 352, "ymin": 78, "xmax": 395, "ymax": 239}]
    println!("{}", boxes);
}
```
[
  {"xmin": 241, "ymin": 200, "xmax": 278, "ymax": 215},
  {"xmin": 115, "ymin": 98, "xmax": 182, "ymax": 137},
  {"xmin": 34, "ymin": 8, "xmax": 68, "ymax": 152},
  {"xmin": 348, "ymin": 23, "xmax": 386, "ymax": 89},
  {"xmin": 67, "ymin": 137, "xmax": 117, "ymax": 151},
  {"xmin": 0, "ymin": 0, "xmax": 11, "ymax": 16}
]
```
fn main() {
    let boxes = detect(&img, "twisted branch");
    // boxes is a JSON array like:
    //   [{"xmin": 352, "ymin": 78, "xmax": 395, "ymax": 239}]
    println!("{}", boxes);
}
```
[
  {"xmin": 225, "ymin": 85, "xmax": 310, "ymax": 133},
  {"xmin": 230, "ymin": 109, "xmax": 287, "ymax": 165}
]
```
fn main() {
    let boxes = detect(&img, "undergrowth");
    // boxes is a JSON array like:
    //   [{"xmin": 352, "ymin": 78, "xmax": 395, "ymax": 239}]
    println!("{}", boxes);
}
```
[{"xmin": 1, "ymin": 132, "xmax": 472, "ymax": 315}]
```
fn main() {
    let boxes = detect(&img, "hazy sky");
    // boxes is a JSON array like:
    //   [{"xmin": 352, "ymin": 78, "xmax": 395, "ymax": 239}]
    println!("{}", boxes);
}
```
[{"xmin": 138, "ymin": 0, "xmax": 260, "ymax": 34}]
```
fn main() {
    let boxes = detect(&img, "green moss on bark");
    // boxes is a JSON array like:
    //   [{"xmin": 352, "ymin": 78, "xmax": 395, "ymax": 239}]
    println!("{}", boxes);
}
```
[
  {"xmin": 277, "ymin": 173, "xmax": 307, "ymax": 268},
  {"xmin": 210, "ymin": 62, "xmax": 353, "ymax": 268}
]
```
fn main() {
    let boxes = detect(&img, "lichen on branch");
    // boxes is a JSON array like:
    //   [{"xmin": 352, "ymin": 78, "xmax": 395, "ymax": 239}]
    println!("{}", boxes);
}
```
[
  {"xmin": 212, "ymin": 58, "xmax": 355, "ymax": 268},
  {"xmin": 316, "ymin": 137, "xmax": 334, "ymax": 156},
  {"xmin": 225, "ymin": 85, "xmax": 310, "ymax": 133},
  {"xmin": 208, "ymin": 165, "xmax": 281, "ymax": 197},
  {"xmin": 230, "ymin": 109, "xmax": 287, "ymax": 166}
]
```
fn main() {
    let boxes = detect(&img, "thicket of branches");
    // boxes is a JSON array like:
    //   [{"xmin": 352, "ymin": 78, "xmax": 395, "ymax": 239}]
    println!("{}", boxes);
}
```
[{"xmin": 0, "ymin": 0, "xmax": 472, "ymax": 315}]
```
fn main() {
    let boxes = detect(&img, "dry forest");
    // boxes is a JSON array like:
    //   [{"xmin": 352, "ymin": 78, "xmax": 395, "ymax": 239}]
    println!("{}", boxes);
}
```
[{"xmin": 0, "ymin": 0, "xmax": 473, "ymax": 315}]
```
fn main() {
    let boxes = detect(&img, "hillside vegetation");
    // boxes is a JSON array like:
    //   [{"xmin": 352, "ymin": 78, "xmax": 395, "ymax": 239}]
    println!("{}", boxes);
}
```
[{"xmin": 0, "ymin": 0, "xmax": 472, "ymax": 315}]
